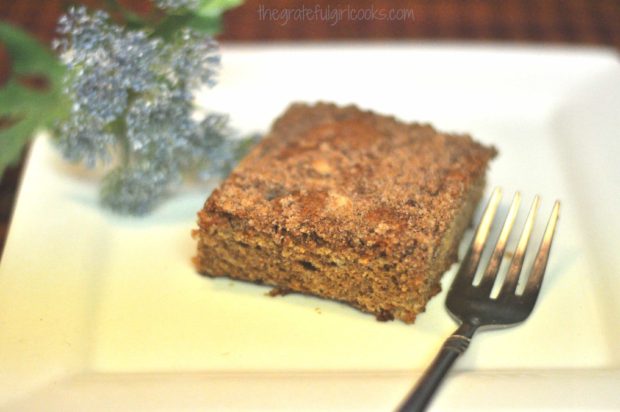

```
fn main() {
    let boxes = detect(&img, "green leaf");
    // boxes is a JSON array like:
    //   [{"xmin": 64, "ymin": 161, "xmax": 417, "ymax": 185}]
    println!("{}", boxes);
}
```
[
  {"xmin": 0, "ymin": 22, "xmax": 69, "ymax": 176},
  {"xmin": 196, "ymin": 0, "xmax": 243, "ymax": 17},
  {"xmin": 152, "ymin": 13, "xmax": 193, "ymax": 40},
  {"xmin": 0, "ymin": 23, "xmax": 63, "ymax": 77},
  {"xmin": 154, "ymin": 12, "xmax": 224, "ymax": 38},
  {"xmin": 187, "ymin": 14, "xmax": 222, "ymax": 35},
  {"xmin": 0, "ymin": 80, "xmax": 45, "ymax": 116},
  {"xmin": 0, "ymin": 116, "xmax": 37, "ymax": 170},
  {"xmin": 153, "ymin": 0, "xmax": 244, "ymax": 38},
  {"xmin": 103, "ymin": 0, "xmax": 147, "ymax": 29}
]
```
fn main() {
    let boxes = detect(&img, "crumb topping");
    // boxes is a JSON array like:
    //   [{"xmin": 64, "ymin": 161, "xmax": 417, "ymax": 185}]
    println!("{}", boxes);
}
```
[{"xmin": 201, "ymin": 102, "xmax": 497, "ymax": 258}]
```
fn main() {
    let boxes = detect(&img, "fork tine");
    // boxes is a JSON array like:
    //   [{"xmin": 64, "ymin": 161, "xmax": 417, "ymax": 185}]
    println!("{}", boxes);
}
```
[
  {"xmin": 476, "ymin": 192, "xmax": 521, "ymax": 295},
  {"xmin": 454, "ymin": 188, "xmax": 502, "ymax": 286},
  {"xmin": 521, "ymin": 201, "xmax": 561, "ymax": 305},
  {"xmin": 499, "ymin": 195, "xmax": 540, "ymax": 297}
]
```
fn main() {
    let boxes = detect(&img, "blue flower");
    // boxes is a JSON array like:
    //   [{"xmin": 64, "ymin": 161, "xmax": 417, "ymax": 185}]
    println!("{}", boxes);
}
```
[{"xmin": 54, "ymin": 6, "xmax": 254, "ymax": 215}]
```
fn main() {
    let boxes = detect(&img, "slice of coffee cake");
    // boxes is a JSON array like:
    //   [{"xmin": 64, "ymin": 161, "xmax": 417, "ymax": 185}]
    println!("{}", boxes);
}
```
[{"xmin": 193, "ymin": 102, "xmax": 497, "ymax": 323}]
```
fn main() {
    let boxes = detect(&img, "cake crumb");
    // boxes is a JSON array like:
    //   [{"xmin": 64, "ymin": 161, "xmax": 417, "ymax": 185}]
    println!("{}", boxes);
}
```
[
  {"xmin": 268, "ymin": 287, "xmax": 291, "ymax": 297},
  {"xmin": 312, "ymin": 158, "xmax": 332, "ymax": 175},
  {"xmin": 328, "ymin": 192, "xmax": 351, "ymax": 209}
]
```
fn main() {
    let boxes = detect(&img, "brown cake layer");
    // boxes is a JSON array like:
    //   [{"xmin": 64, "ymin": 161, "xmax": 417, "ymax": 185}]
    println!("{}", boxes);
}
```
[{"xmin": 193, "ymin": 102, "xmax": 497, "ymax": 323}]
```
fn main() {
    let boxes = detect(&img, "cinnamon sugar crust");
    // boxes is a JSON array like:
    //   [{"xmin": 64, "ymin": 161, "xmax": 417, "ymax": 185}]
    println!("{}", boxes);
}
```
[{"xmin": 193, "ymin": 102, "xmax": 497, "ymax": 323}]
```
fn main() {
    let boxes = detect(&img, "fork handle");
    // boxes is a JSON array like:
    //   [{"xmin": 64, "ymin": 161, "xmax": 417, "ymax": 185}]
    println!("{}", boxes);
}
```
[{"xmin": 396, "ymin": 322, "xmax": 478, "ymax": 412}]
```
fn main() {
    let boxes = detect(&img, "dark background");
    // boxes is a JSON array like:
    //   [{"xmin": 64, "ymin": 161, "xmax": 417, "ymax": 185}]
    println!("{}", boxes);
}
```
[{"xmin": 1, "ymin": 0, "xmax": 620, "ymax": 256}]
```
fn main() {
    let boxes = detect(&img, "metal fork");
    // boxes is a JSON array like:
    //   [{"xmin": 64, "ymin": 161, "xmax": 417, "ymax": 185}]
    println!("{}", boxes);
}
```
[{"xmin": 397, "ymin": 188, "xmax": 560, "ymax": 412}]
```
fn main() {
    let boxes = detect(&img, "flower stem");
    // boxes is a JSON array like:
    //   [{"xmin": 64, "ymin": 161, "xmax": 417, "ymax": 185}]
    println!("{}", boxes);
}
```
[
  {"xmin": 104, "ymin": 0, "xmax": 147, "ymax": 28},
  {"xmin": 108, "ymin": 118, "xmax": 130, "ymax": 167}
]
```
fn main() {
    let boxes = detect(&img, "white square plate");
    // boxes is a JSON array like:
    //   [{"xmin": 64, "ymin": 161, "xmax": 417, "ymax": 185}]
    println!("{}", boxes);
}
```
[{"xmin": 1, "ymin": 44, "xmax": 619, "ymax": 411}]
